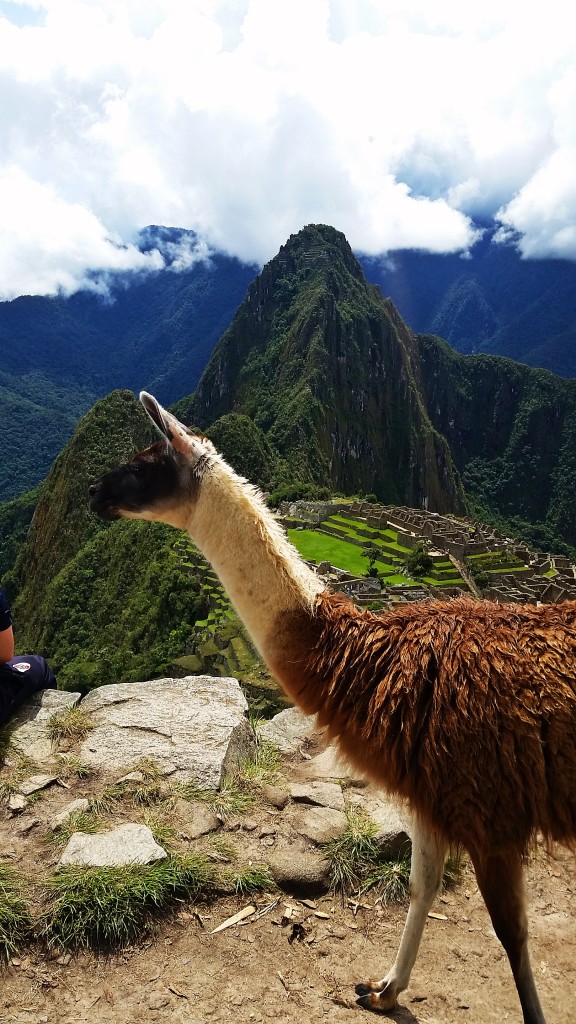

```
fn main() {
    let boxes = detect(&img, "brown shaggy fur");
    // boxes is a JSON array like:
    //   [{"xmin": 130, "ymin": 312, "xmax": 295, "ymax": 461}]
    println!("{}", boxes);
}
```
[{"xmin": 271, "ymin": 593, "xmax": 576, "ymax": 861}]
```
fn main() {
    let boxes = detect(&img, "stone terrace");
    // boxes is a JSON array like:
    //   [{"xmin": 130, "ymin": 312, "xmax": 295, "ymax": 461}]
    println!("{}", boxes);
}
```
[{"xmin": 281, "ymin": 501, "xmax": 576, "ymax": 607}]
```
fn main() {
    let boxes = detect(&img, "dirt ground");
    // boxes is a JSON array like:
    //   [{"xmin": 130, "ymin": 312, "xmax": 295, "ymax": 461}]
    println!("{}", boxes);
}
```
[
  {"xmin": 1, "ymin": 839, "xmax": 574, "ymax": 1024},
  {"xmin": 1, "ymin": 712, "xmax": 575, "ymax": 1024}
]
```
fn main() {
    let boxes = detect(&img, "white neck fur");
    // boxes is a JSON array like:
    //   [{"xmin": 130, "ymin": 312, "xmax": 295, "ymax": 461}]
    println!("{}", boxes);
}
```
[{"xmin": 186, "ymin": 456, "xmax": 324, "ymax": 654}]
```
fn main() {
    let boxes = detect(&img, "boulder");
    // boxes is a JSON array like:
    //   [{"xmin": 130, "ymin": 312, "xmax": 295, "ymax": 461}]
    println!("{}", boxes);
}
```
[
  {"xmin": 78, "ymin": 676, "xmax": 255, "ymax": 789},
  {"xmin": 6, "ymin": 689, "xmax": 81, "ymax": 762},
  {"xmin": 258, "ymin": 707, "xmax": 315, "ymax": 753},
  {"xmin": 288, "ymin": 804, "xmax": 347, "ymax": 845},
  {"xmin": 268, "ymin": 841, "xmax": 331, "ymax": 897}
]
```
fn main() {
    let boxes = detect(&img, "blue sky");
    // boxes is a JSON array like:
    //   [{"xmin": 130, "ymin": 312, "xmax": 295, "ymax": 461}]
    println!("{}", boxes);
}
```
[{"xmin": 1, "ymin": 0, "xmax": 575, "ymax": 299}]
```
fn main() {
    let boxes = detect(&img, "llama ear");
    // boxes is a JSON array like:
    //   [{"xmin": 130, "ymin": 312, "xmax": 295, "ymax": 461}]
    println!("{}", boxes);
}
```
[
  {"xmin": 140, "ymin": 392, "xmax": 174, "ymax": 440},
  {"xmin": 140, "ymin": 391, "xmax": 200, "ymax": 457}
]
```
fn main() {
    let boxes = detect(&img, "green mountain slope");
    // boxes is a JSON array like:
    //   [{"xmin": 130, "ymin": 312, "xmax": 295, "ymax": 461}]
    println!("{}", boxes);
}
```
[
  {"xmin": 183, "ymin": 223, "xmax": 576, "ymax": 552},
  {"xmin": 4, "ymin": 390, "xmax": 264, "ymax": 693},
  {"xmin": 185, "ymin": 224, "xmax": 465, "ymax": 515},
  {"xmin": 416, "ymin": 337, "xmax": 576, "ymax": 550},
  {"xmin": 360, "ymin": 228, "xmax": 576, "ymax": 376},
  {"xmin": 6, "ymin": 391, "xmax": 156, "ymax": 643}
]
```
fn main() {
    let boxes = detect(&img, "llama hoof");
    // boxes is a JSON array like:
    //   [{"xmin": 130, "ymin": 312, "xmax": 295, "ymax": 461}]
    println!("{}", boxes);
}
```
[{"xmin": 355, "ymin": 981, "xmax": 398, "ymax": 1013}]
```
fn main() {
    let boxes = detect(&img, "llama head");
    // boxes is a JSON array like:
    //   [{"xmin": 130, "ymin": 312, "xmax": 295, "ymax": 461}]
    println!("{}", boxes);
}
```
[{"xmin": 89, "ymin": 392, "xmax": 215, "ymax": 528}]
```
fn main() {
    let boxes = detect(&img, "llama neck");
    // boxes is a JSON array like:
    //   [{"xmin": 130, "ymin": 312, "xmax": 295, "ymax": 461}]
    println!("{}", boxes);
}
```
[{"xmin": 187, "ymin": 460, "xmax": 324, "ymax": 656}]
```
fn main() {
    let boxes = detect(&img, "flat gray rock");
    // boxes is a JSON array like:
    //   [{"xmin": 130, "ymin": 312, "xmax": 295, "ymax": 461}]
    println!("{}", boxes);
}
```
[
  {"xmin": 173, "ymin": 798, "xmax": 220, "ymax": 840},
  {"xmin": 6, "ymin": 690, "xmax": 81, "ymax": 762},
  {"xmin": 51, "ymin": 798, "xmax": 90, "ymax": 830},
  {"xmin": 288, "ymin": 804, "xmax": 347, "ymax": 845},
  {"xmin": 290, "ymin": 781, "xmax": 345, "ymax": 812},
  {"xmin": 59, "ymin": 823, "xmax": 167, "ymax": 867},
  {"xmin": 258, "ymin": 707, "xmax": 315, "ymax": 753},
  {"xmin": 78, "ymin": 676, "xmax": 255, "ymax": 790},
  {"xmin": 18, "ymin": 773, "xmax": 56, "ymax": 796},
  {"xmin": 296, "ymin": 744, "xmax": 368, "ymax": 785}
]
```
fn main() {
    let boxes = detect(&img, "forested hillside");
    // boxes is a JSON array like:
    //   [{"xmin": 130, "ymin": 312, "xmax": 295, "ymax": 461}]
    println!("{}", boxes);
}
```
[
  {"xmin": 0, "ymin": 228, "xmax": 256, "ymax": 502},
  {"xmin": 180, "ymin": 224, "xmax": 576, "ymax": 553},
  {"xmin": 3, "ymin": 392, "xmax": 207, "ymax": 690},
  {"xmin": 360, "ymin": 225, "xmax": 576, "ymax": 376}
]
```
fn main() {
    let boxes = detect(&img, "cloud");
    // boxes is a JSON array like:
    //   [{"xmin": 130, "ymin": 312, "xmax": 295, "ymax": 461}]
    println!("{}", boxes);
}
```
[
  {"xmin": 0, "ymin": 0, "xmax": 575, "ymax": 297},
  {"xmin": 0, "ymin": 165, "xmax": 167, "ymax": 298},
  {"xmin": 496, "ymin": 147, "xmax": 576, "ymax": 259}
]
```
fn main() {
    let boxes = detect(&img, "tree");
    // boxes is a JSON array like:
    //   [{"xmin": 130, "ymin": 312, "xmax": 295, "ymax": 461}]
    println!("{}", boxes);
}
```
[
  {"xmin": 403, "ymin": 543, "xmax": 434, "ymax": 580},
  {"xmin": 361, "ymin": 544, "xmax": 381, "ymax": 577}
]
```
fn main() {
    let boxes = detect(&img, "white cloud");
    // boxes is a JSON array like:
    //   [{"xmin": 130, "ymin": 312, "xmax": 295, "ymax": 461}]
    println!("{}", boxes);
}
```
[
  {"xmin": 496, "ymin": 147, "xmax": 576, "ymax": 259},
  {"xmin": 0, "ymin": 165, "xmax": 164, "ymax": 298},
  {"xmin": 0, "ymin": 0, "xmax": 575, "ymax": 297}
]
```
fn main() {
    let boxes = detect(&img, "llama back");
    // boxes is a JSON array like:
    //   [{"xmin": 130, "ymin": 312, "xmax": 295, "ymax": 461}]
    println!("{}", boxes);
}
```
[{"xmin": 306, "ymin": 594, "xmax": 576, "ymax": 858}]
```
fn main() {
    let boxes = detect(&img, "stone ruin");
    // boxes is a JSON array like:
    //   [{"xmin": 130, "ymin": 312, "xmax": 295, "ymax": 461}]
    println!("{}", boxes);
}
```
[{"xmin": 284, "ymin": 501, "xmax": 576, "ymax": 608}]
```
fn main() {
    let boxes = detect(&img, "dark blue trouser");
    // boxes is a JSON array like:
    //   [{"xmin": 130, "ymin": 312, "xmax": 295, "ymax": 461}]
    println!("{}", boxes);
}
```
[{"xmin": 0, "ymin": 655, "xmax": 57, "ymax": 726}]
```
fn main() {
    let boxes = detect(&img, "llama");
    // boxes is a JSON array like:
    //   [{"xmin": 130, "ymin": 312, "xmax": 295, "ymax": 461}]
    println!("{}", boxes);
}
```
[{"xmin": 89, "ymin": 391, "xmax": 576, "ymax": 1024}]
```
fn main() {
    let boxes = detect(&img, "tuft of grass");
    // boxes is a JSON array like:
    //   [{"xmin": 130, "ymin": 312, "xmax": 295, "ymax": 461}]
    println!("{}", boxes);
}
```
[
  {"xmin": 247, "ymin": 708, "xmax": 266, "ymax": 733},
  {"xmin": 239, "ymin": 739, "xmax": 282, "ymax": 787},
  {"xmin": 209, "ymin": 836, "xmax": 238, "ymax": 862},
  {"xmin": 88, "ymin": 784, "xmax": 124, "ymax": 814},
  {"xmin": 54, "ymin": 755, "xmax": 92, "ymax": 781},
  {"xmin": 0, "ymin": 748, "xmax": 38, "ymax": 802},
  {"xmin": 360, "ymin": 858, "xmax": 411, "ymax": 904},
  {"xmin": 361, "ymin": 849, "xmax": 465, "ymax": 905},
  {"xmin": 132, "ymin": 757, "xmax": 164, "ymax": 781},
  {"xmin": 0, "ymin": 866, "xmax": 31, "ymax": 959},
  {"xmin": 233, "ymin": 865, "xmax": 276, "ymax": 897},
  {"xmin": 48, "ymin": 811, "xmax": 101, "ymax": 848},
  {"xmin": 176, "ymin": 740, "xmax": 281, "ymax": 819},
  {"xmin": 175, "ymin": 780, "xmax": 203, "ymax": 802},
  {"xmin": 142, "ymin": 812, "xmax": 177, "ymax": 851},
  {"xmin": 323, "ymin": 806, "xmax": 380, "ymax": 897},
  {"xmin": 130, "ymin": 781, "xmax": 172, "ymax": 807},
  {"xmin": 443, "ymin": 849, "xmax": 465, "ymax": 889},
  {"xmin": 88, "ymin": 776, "xmax": 174, "ymax": 814},
  {"xmin": 209, "ymin": 776, "xmax": 254, "ymax": 819},
  {"xmin": 48, "ymin": 706, "xmax": 94, "ymax": 742},
  {"xmin": 41, "ymin": 854, "xmax": 215, "ymax": 950}
]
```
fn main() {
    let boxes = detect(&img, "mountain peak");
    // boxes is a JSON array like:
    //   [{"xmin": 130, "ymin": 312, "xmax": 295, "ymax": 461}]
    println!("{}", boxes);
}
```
[
  {"xmin": 268, "ymin": 223, "xmax": 366, "ymax": 287},
  {"xmin": 187, "ymin": 228, "xmax": 464, "ymax": 514}
]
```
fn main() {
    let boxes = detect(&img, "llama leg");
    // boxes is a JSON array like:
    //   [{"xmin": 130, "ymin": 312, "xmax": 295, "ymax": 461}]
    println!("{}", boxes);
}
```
[
  {"xmin": 356, "ymin": 817, "xmax": 447, "ymax": 1012},
  {"xmin": 471, "ymin": 850, "xmax": 546, "ymax": 1024}
]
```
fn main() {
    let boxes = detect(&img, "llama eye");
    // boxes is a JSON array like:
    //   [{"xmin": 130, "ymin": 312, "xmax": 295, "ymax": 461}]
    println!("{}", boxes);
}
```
[{"xmin": 131, "ymin": 465, "xmax": 145, "ymax": 477}]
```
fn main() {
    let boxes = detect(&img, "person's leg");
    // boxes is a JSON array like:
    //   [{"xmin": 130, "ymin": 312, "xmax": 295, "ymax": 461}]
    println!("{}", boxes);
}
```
[
  {"xmin": 0, "ymin": 655, "xmax": 57, "ymax": 725},
  {"xmin": 11, "ymin": 655, "xmax": 57, "ymax": 691}
]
